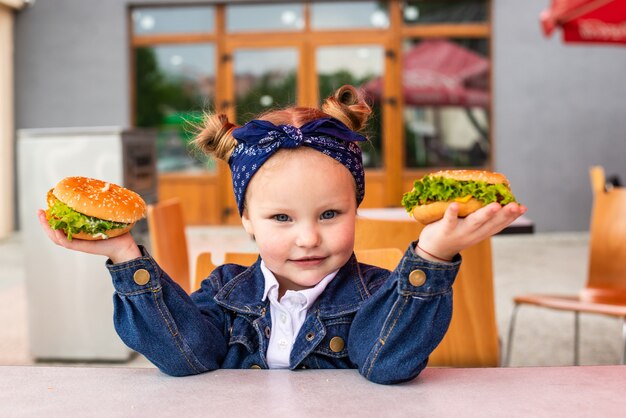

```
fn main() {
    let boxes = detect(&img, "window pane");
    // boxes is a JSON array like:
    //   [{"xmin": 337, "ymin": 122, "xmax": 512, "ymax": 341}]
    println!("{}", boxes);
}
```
[
  {"xmin": 131, "ymin": 7, "xmax": 214, "ymax": 35},
  {"xmin": 134, "ymin": 44, "xmax": 216, "ymax": 172},
  {"xmin": 312, "ymin": 1, "xmax": 389, "ymax": 29},
  {"xmin": 233, "ymin": 49, "xmax": 298, "ymax": 125},
  {"xmin": 317, "ymin": 46, "xmax": 384, "ymax": 168},
  {"xmin": 402, "ymin": 38, "xmax": 490, "ymax": 168},
  {"xmin": 402, "ymin": 0, "xmax": 488, "ymax": 25},
  {"xmin": 227, "ymin": 3, "xmax": 304, "ymax": 32}
]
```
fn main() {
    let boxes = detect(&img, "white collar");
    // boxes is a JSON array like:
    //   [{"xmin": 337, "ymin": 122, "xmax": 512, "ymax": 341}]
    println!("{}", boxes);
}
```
[{"xmin": 260, "ymin": 260, "xmax": 338, "ymax": 309}]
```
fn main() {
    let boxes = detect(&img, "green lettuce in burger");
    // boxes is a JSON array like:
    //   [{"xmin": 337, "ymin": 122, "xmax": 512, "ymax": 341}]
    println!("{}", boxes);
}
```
[{"xmin": 401, "ymin": 170, "xmax": 517, "ymax": 224}]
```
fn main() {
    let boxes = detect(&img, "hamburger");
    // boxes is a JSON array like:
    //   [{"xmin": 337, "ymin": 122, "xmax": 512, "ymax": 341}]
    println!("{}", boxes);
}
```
[
  {"xmin": 46, "ymin": 176, "xmax": 146, "ymax": 240},
  {"xmin": 401, "ymin": 170, "xmax": 517, "ymax": 224}
]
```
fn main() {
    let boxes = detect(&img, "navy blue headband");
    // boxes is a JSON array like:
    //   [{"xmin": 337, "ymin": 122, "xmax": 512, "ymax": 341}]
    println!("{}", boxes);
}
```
[{"xmin": 229, "ymin": 117, "xmax": 366, "ymax": 215}]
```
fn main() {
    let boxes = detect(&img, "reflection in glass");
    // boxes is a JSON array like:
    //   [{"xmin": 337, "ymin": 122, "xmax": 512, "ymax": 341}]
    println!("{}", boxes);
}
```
[
  {"xmin": 401, "ymin": 38, "xmax": 490, "ymax": 168},
  {"xmin": 234, "ymin": 49, "xmax": 298, "ymax": 125},
  {"xmin": 134, "ymin": 44, "xmax": 216, "ymax": 172},
  {"xmin": 402, "ymin": 0, "xmax": 488, "ymax": 25},
  {"xmin": 317, "ymin": 46, "xmax": 384, "ymax": 168},
  {"xmin": 131, "ymin": 7, "xmax": 214, "ymax": 35},
  {"xmin": 227, "ymin": 3, "xmax": 304, "ymax": 32},
  {"xmin": 312, "ymin": 1, "xmax": 389, "ymax": 29}
]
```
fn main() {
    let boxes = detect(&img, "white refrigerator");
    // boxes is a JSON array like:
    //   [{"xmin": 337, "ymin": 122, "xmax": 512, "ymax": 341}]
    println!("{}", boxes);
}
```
[{"xmin": 17, "ymin": 127, "xmax": 134, "ymax": 361}]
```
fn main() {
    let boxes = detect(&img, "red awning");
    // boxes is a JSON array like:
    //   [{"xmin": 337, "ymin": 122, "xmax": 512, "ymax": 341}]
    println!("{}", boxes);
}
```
[
  {"xmin": 362, "ymin": 39, "xmax": 489, "ymax": 108},
  {"xmin": 541, "ymin": 0, "xmax": 626, "ymax": 45}
]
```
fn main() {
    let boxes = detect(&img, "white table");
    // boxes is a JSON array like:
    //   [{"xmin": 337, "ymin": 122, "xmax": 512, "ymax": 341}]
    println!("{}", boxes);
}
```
[{"xmin": 1, "ymin": 366, "xmax": 624, "ymax": 417}]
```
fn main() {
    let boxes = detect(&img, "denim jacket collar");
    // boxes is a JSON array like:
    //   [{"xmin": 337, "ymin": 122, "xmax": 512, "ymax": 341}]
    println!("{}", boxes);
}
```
[{"xmin": 214, "ymin": 254, "xmax": 371, "ymax": 318}]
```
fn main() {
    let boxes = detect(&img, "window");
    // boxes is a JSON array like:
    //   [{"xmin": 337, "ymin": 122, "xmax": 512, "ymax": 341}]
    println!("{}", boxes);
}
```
[
  {"xmin": 227, "ymin": 3, "xmax": 305, "ymax": 32},
  {"xmin": 131, "ymin": 6, "xmax": 216, "ymax": 173},
  {"xmin": 402, "ymin": 0, "xmax": 487, "ymax": 25},
  {"xmin": 233, "ymin": 49, "xmax": 298, "ymax": 125},
  {"xmin": 132, "ymin": 7, "xmax": 215, "ymax": 34},
  {"xmin": 311, "ymin": 1, "xmax": 389, "ymax": 29},
  {"xmin": 317, "ymin": 45, "xmax": 384, "ymax": 168},
  {"xmin": 402, "ymin": 38, "xmax": 489, "ymax": 168}
]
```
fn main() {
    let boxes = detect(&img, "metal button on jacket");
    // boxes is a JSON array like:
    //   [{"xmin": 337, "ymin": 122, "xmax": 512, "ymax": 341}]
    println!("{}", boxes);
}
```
[
  {"xmin": 133, "ymin": 269, "xmax": 150, "ymax": 285},
  {"xmin": 329, "ymin": 336, "xmax": 345, "ymax": 353},
  {"xmin": 408, "ymin": 269, "xmax": 426, "ymax": 287}
]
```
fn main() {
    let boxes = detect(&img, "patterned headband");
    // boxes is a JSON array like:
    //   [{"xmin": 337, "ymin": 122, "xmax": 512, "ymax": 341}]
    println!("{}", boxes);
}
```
[{"xmin": 229, "ymin": 117, "xmax": 366, "ymax": 215}]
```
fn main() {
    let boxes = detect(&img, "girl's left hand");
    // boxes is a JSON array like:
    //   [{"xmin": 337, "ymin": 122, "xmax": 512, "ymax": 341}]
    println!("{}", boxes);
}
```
[{"xmin": 416, "ymin": 202, "xmax": 528, "ymax": 262}]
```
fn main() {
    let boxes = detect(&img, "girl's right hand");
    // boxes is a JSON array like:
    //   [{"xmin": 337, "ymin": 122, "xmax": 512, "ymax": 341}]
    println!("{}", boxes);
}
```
[
  {"xmin": 416, "ymin": 201, "xmax": 527, "ymax": 262},
  {"xmin": 37, "ymin": 209, "xmax": 142, "ymax": 264}
]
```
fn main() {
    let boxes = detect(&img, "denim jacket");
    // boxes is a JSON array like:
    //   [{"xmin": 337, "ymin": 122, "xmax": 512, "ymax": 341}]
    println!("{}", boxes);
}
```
[{"xmin": 106, "ymin": 242, "xmax": 460, "ymax": 385}]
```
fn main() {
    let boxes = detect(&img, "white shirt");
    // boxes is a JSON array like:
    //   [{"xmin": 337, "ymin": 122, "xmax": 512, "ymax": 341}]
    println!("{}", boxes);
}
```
[{"xmin": 260, "ymin": 260, "xmax": 338, "ymax": 369}]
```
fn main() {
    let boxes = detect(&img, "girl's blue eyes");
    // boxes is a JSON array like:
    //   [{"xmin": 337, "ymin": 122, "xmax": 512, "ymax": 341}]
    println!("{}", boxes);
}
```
[{"xmin": 272, "ymin": 210, "xmax": 337, "ymax": 222}]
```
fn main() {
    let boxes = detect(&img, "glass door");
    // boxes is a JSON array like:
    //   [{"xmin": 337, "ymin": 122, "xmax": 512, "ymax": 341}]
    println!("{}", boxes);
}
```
[
  {"xmin": 220, "ymin": 46, "xmax": 300, "ymax": 224},
  {"xmin": 316, "ymin": 45, "xmax": 384, "ymax": 169},
  {"xmin": 232, "ymin": 48, "xmax": 299, "ymax": 125}
]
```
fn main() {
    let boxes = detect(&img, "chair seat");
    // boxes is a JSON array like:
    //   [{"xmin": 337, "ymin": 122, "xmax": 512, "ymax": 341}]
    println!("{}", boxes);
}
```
[{"xmin": 514, "ymin": 294, "xmax": 626, "ymax": 317}]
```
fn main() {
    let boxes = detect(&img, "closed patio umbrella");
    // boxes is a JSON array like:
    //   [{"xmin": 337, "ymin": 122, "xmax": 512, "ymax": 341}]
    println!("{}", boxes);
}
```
[
  {"xmin": 362, "ymin": 39, "xmax": 489, "ymax": 108},
  {"xmin": 541, "ymin": 0, "xmax": 626, "ymax": 45}
]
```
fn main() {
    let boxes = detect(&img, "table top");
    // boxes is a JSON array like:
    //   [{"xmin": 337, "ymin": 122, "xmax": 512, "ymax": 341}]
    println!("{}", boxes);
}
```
[{"xmin": 1, "ymin": 366, "xmax": 624, "ymax": 417}]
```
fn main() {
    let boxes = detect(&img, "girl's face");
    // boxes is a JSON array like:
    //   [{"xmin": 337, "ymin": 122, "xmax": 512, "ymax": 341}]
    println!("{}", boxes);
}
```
[{"xmin": 241, "ymin": 148, "xmax": 357, "ymax": 296}]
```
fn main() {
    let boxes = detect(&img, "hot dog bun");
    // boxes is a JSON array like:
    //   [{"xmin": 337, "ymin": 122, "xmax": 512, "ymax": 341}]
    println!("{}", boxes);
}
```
[{"xmin": 402, "ymin": 170, "xmax": 517, "ymax": 225}]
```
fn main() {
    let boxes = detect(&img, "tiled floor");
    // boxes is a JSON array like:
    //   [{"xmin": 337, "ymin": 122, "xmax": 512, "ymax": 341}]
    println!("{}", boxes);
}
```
[{"xmin": 0, "ymin": 228, "xmax": 623, "ymax": 368}]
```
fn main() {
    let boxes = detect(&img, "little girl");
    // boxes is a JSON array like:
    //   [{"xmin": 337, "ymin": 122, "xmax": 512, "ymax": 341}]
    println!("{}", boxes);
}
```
[{"xmin": 38, "ymin": 85, "xmax": 526, "ymax": 384}]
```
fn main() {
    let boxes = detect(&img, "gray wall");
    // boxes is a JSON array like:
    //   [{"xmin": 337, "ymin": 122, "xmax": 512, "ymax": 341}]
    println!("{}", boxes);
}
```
[
  {"xmin": 15, "ymin": 0, "xmax": 626, "ymax": 231},
  {"xmin": 493, "ymin": 0, "xmax": 626, "ymax": 231},
  {"xmin": 15, "ymin": 0, "xmax": 131, "ymax": 129}
]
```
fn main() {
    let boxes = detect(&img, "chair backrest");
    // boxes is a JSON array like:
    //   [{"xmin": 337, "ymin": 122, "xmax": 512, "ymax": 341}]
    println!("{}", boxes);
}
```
[
  {"xmin": 194, "ymin": 252, "xmax": 217, "ymax": 291},
  {"xmin": 355, "ymin": 248, "xmax": 404, "ymax": 270},
  {"xmin": 355, "ymin": 216, "xmax": 499, "ymax": 367},
  {"xmin": 355, "ymin": 217, "xmax": 424, "ymax": 252},
  {"xmin": 224, "ymin": 252, "xmax": 259, "ymax": 266},
  {"xmin": 147, "ymin": 198, "xmax": 191, "ymax": 294},
  {"xmin": 589, "ymin": 165, "xmax": 606, "ymax": 194},
  {"xmin": 583, "ymin": 166, "xmax": 626, "ymax": 304},
  {"xmin": 193, "ymin": 252, "xmax": 258, "ymax": 292}
]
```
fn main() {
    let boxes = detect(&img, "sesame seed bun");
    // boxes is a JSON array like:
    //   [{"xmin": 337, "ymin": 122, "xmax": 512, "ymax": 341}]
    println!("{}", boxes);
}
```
[
  {"xmin": 47, "ymin": 177, "xmax": 146, "ymax": 240},
  {"xmin": 52, "ymin": 176, "xmax": 146, "ymax": 224},
  {"xmin": 411, "ymin": 199, "xmax": 485, "ymax": 224}
]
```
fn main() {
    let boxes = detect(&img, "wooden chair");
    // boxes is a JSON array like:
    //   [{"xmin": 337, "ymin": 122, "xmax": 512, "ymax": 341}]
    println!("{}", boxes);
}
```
[
  {"xmin": 354, "ymin": 248, "xmax": 403, "ymax": 270},
  {"xmin": 504, "ymin": 166, "xmax": 626, "ymax": 366},
  {"xmin": 355, "ymin": 216, "xmax": 500, "ymax": 367},
  {"xmin": 224, "ymin": 252, "xmax": 259, "ymax": 266},
  {"xmin": 147, "ymin": 198, "xmax": 192, "ymax": 294},
  {"xmin": 192, "ymin": 248, "xmax": 403, "ymax": 293},
  {"xmin": 192, "ymin": 235, "xmax": 498, "ymax": 367},
  {"xmin": 194, "ymin": 252, "xmax": 217, "ymax": 291}
]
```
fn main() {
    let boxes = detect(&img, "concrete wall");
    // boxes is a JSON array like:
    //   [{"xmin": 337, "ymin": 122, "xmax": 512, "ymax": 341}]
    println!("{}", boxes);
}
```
[
  {"xmin": 14, "ymin": 0, "xmax": 626, "ymax": 231},
  {"xmin": 15, "ymin": 0, "xmax": 130, "ymax": 128}
]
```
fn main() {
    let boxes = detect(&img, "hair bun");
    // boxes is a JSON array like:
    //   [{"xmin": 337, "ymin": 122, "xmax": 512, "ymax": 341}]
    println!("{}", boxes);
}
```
[
  {"xmin": 336, "ymin": 85, "xmax": 359, "ymax": 106},
  {"xmin": 192, "ymin": 113, "xmax": 238, "ymax": 162},
  {"xmin": 322, "ymin": 85, "xmax": 371, "ymax": 132}
]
